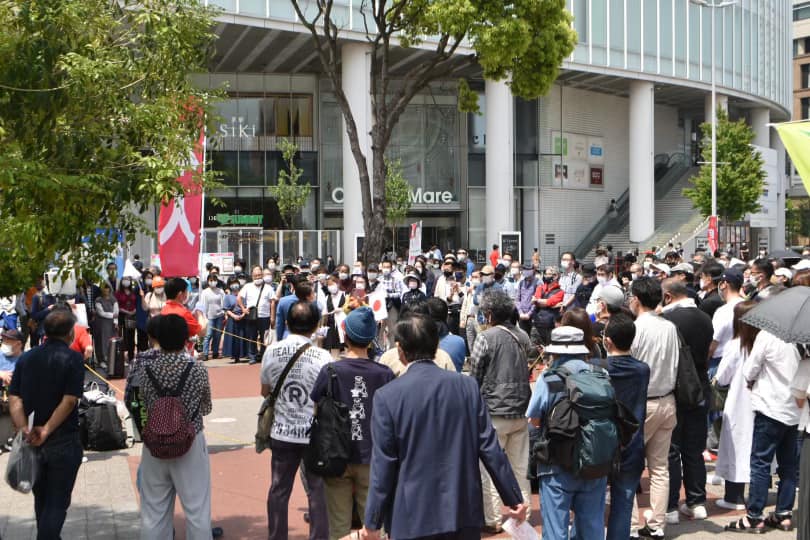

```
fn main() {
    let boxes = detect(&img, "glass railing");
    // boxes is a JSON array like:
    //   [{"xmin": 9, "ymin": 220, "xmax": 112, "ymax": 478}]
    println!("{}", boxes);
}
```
[{"xmin": 205, "ymin": 0, "xmax": 377, "ymax": 34}]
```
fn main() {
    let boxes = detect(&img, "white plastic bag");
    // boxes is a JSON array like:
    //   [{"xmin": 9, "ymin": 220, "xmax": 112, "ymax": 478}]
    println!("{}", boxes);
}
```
[
  {"xmin": 502, "ymin": 517, "xmax": 539, "ymax": 540},
  {"xmin": 5, "ymin": 431, "xmax": 40, "ymax": 494}
]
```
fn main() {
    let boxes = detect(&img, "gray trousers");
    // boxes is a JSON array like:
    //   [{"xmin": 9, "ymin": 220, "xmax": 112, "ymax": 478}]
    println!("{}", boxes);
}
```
[{"xmin": 139, "ymin": 433, "xmax": 212, "ymax": 540}]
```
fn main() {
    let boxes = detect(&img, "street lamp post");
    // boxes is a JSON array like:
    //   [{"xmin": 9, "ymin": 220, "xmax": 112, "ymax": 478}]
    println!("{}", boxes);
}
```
[{"xmin": 691, "ymin": 0, "xmax": 737, "ymax": 247}]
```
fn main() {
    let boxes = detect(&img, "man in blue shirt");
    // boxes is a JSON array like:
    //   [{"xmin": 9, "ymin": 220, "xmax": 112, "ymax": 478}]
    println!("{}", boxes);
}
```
[
  {"xmin": 0, "ymin": 329, "xmax": 24, "ymax": 387},
  {"xmin": 9, "ymin": 310, "xmax": 84, "ymax": 539},
  {"xmin": 426, "ymin": 298, "xmax": 466, "ymax": 372},
  {"xmin": 602, "ymin": 313, "xmax": 650, "ymax": 540},
  {"xmin": 526, "ymin": 326, "xmax": 606, "ymax": 539},
  {"xmin": 274, "ymin": 278, "xmax": 320, "ymax": 344}
]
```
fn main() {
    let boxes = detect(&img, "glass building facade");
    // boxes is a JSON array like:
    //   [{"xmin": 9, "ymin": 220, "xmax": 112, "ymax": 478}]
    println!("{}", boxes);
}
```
[{"xmin": 194, "ymin": 0, "xmax": 791, "ymax": 263}]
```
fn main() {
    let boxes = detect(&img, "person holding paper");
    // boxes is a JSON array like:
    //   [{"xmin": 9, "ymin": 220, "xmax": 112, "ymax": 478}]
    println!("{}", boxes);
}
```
[{"xmin": 8, "ymin": 309, "xmax": 84, "ymax": 539}]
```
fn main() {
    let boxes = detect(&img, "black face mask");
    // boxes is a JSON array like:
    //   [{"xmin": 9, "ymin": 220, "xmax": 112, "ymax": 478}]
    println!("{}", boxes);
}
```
[
  {"xmin": 454, "ymin": 272, "xmax": 464, "ymax": 280},
  {"xmin": 443, "ymin": 270, "xmax": 452, "ymax": 278},
  {"xmin": 494, "ymin": 273, "xmax": 504, "ymax": 281},
  {"xmin": 543, "ymin": 276, "xmax": 553, "ymax": 284}
]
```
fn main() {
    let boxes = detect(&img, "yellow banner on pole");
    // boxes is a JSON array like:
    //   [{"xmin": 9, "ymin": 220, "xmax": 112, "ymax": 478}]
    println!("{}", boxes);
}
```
[{"xmin": 774, "ymin": 121, "xmax": 810, "ymax": 195}]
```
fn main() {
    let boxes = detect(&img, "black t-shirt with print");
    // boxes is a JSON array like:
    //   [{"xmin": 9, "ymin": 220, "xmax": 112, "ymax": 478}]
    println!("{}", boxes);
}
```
[{"xmin": 310, "ymin": 357, "xmax": 394, "ymax": 464}]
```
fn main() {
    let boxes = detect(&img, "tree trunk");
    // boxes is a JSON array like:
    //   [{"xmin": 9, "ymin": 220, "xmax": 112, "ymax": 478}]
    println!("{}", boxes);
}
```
[{"xmin": 361, "ymin": 135, "xmax": 388, "ymax": 262}]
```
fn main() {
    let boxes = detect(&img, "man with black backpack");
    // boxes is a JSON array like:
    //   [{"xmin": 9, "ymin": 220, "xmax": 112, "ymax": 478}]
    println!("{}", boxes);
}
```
[{"xmin": 526, "ymin": 326, "xmax": 624, "ymax": 539}]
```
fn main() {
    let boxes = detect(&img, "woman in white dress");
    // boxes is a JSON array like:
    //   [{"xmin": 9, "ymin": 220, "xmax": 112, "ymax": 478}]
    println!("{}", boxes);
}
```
[{"xmin": 714, "ymin": 302, "xmax": 758, "ymax": 510}]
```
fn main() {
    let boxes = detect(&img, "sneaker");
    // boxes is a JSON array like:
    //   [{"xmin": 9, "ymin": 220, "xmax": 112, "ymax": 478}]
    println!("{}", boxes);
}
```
[
  {"xmin": 665, "ymin": 510, "xmax": 680, "ymax": 525},
  {"xmin": 708, "ymin": 473, "xmax": 724, "ymax": 485},
  {"xmin": 637, "ymin": 525, "xmax": 665, "ymax": 538},
  {"xmin": 680, "ymin": 503, "xmax": 708, "ymax": 520},
  {"xmin": 716, "ymin": 499, "xmax": 747, "ymax": 511}
]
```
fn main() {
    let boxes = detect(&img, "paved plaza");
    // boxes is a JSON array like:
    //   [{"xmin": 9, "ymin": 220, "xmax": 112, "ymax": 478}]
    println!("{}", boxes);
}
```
[{"xmin": 0, "ymin": 360, "xmax": 797, "ymax": 539}]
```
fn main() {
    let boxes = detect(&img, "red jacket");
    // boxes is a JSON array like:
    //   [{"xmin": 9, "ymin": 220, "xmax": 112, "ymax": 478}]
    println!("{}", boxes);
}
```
[{"xmin": 533, "ymin": 281, "xmax": 564, "ymax": 307}]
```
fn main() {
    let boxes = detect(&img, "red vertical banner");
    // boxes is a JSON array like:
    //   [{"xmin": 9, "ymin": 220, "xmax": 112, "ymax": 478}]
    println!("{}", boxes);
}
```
[
  {"xmin": 158, "ymin": 131, "xmax": 204, "ymax": 277},
  {"xmin": 707, "ymin": 215, "xmax": 718, "ymax": 254}
]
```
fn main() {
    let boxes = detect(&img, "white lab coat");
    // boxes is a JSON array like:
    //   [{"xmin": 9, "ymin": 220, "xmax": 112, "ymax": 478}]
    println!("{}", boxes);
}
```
[{"xmin": 714, "ymin": 338, "xmax": 753, "ymax": 483}]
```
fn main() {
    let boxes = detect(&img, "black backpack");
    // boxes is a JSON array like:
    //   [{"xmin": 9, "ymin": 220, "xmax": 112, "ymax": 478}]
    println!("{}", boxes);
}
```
[
  {"xmin": 80, "ymin": 402, "xmax": 127, "ymax": 451},
  {"xmin": 305, "ymin": 365, "xmax": 351, "ymax": 477}
]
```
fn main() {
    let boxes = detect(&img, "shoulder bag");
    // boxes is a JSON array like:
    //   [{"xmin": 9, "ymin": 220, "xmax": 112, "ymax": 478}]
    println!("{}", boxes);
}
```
[
  {"xmin": 255, "ymin": 343, "xmax": 311, "ymax": 453},
  {"xmin": 246, "ymin": 282, "xmax": 265, "ymax": 322}
]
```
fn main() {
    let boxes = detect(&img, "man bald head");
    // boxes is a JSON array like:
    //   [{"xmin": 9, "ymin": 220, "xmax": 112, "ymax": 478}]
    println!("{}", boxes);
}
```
[{"xmin": 661, "ymin": 277, "xmax": 689, "ymax": 307}]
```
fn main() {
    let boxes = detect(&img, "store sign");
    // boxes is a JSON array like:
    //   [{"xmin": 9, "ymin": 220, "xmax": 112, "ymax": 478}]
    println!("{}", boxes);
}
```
[
  {"xmin": 330, "ymin": 187, "xmax": 454, "ymax": 205},
  {"xmin": 211, "ymin": 213, "xmax": 263, "ymax": 226},
  {"xmin": 590, "ymin": 167, "xmax": 603, "ymax": 186},
  {"xmin": 217, "ymin": 118, "xmax": 257, "ymax": 138}
]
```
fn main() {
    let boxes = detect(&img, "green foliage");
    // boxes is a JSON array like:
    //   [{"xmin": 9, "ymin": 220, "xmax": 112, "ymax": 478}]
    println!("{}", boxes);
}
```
[
  {"xmin": 786, "ymin": 198, "xmax": 810, "ymax": 245},
  {"xmin": 292, "ymin": 0, "xmax": 576, "ymax": 260},
  {"xmin": 385, "ymin": 159, "xmax": 411, "ymax": 226},
  {"xmin": 684, "ymin": 109, "xmax": 766, "ymax": 223},
  {"xmin": 0, "ymin": 0, "xmax": 220, "ymax": 295},
  {"xmin": 268, "ymin": 139, "xmax": 310, "ymax": 228}
]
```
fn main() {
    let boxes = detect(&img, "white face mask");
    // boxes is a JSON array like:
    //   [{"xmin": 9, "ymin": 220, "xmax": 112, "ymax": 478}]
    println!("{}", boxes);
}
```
[
  {"xmin": 382, "ymin": 268, "xmax": 391, "ymax": 277},
  {"xmin": 367, "ymin": 272, "xmax": 378, "ymax": 281},
  {"xmin": 154, "ymin": 287, "xmax": 164, "ymax": 295},
  {"xmin": 234, "ymin": 266, "xmax": 243, "ymax": 274},
  {"xmin": 121, "ymin": 279, "xmax": 131, "ymax": 288},
  {"xmin": 355, "ymin": 283, "xmax": 366, "ymax": 291},
  {"xmin": 483, "ymin": 275, "xmax": 494, "ymax": 285},
  {"xmin": 328, "ymin": 284, "xmax": 339, "ymax": 294},
  {"xmin": 560, "ymin": 260, "xmax": 570, "ymax": 270},
  {"xmin": 144, "ymin": 278, "xmax": 152, "ymax": 286},
  {"xmin": 310, "ymin": 263, "xmax": 320, "ymax": 271},
  {"xmin": 353, "ymin": 267, "xmax": 363, "ymax": 275},
  {"xmin": 263, "ymin": 276, "xmax": 273, "ymax": 284},
  {"xmin": 268, "ymin": 263, "xmax": 276, "ymax": 271},
  {"xmin": 318, "ymin": 274, "xmax": 327, "ymax": 283},
  {"xmin": 471, "ymin": 279, "xmax": 481, "ymax": 286},
  {"xmin": 208, "ymin": 281, "xmax": 217, "ymax": 288},
  {"xmin": 597, "ymin": 276, "xmax": 608, "ymax": 286},
  {"xmin": 510, "ymin": 268, "xmax": 520, "ymax": 277},
  {"xmin": 238, "ymin": 279, "xmax": 246, "ymax": 286},
  {"xmin": 338, "ymin": 272, "xmax": 349, "ymax": 281},
  {"xmin": 1, "ymin": 343, "xmax": 14, "ymax": 357},
  {"xmin": 408, "ymin": 281, "xmax": 419, "ymax": 290},
  {"xmin": 642, "ymin": 261, "xmax": 651, "ymax": 270},
  {"xmin": 457, "ymin": 254, "xmax": 466, "ymax": 262},
  {"xmin": 253, "ymin": 278, "xmax": 263, "ymax": 286}
]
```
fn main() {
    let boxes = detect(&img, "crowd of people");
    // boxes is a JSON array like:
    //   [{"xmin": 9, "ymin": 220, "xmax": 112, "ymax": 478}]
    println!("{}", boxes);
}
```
[{"xmin": 3, "ymin": 241, "xmax": 810, "ymax": 539}]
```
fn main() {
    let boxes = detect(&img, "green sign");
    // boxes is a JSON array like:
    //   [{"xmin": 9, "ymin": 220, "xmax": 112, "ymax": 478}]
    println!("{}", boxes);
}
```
[
  {"xmin": 553, "ymin": 135, "xmax": 568, "ymax": 156},
  {"xmin": 214, "ymin": 213, "xmax": 262, "ymax": 226}
]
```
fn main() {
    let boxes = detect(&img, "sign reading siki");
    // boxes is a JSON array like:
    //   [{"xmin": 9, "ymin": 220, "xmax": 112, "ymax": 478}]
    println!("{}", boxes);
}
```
[
  {"xmin": 217, "ymin": 117, "xmax": 257, "ymax": 138},
  {"xmin": 331, "ymin": 186, "xmax": 454, "ymax": 205}
]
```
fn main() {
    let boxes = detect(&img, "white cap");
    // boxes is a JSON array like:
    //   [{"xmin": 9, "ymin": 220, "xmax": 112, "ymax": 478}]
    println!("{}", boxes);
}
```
[
  {"xmin": 793, "ymin": 259, "xmax": 810, "ymax": 271},
  {"xmin": 651, "ymin": 262, "xmax": 671, "ymax": 276},
  {"xmin": 775, "ymin": 268, "xmax": 793, "ymax": 280}
]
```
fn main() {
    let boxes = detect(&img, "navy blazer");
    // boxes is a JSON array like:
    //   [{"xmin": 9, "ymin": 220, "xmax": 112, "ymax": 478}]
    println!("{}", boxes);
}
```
[{"xmin": 365, "ymin": 361, "xmax": 523, "ymax": 539}]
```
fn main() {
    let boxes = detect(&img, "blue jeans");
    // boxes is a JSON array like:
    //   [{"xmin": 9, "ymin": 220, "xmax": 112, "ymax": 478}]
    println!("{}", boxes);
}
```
[
  {"xmin": 606, "ymin": 468, "xmax": 641, "ymax": 540},
  {"xmin": 747, "ymin": 412, "xmax": 799, "ymax": 519},
  {"xmin": 202, "ymin": 316, "xmax": 223, "ymax": 357},
  {"xmin": 540, "ymin": 467, "xmax": 607, "ymax": 540},
  {"xmin": 32, "ymin": 432, "xmax": 83, "ymax": 540}
]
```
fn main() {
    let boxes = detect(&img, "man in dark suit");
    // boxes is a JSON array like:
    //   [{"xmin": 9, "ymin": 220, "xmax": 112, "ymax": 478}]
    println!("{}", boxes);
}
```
[{"xmin": 362, "ymin": 313, "xmax": 528, "ymax": 540}]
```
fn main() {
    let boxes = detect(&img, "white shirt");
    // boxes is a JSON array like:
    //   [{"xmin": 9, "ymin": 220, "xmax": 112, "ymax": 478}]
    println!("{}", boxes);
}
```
[
  {"xmin": 743, "ymin": 330, "xmax": 801, "ymax": 426},
  {"xmin": 711, "ymin": 296, "xmax": 744, "ymax": 358},
  {"xmin": 558, "ymin": 271, "xmax": 582, "ymax": 305},
  {"xmin": 239, "ymin": 281, "xmax": 274, "ymax": 318},
  {"xmin": 260, "ymin": 334, "xmax": 332, "ymax": 444},
  {"xmin": 790, "ymin": 358, "xmax": 810, "ymax": 432},
  {"xmin": 631, "ymin": 311, "xmax": 680, "ymax": 398}
]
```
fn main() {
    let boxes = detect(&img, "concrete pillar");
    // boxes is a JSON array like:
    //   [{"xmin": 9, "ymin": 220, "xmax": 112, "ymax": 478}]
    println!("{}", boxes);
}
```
[
  {"xmin": 629, "ymin": 81, "xmax": 655, "ymax": 243},
  {"xmin": 704, "ymin": 93, "xmax": 728, "ymax": 125},
  {"xmin": 341, "ymin": 43, "xmax": 372, "ymax": 263},
  {"xmin": 751, "ymin": 108, "xmax": 770, "ymax": 147},
  {"xmin": 485, "ymin": 79, "xmax": 514, "ymax": 248},
  {"xmin": 772, "ymin": 132, "xmax": 787, "ymax": 251}
]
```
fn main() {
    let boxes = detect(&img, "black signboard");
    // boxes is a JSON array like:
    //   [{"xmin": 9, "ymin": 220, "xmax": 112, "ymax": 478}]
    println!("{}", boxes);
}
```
[{"xmin": 499, "ymin": 232, "xmax": 521, "ymax": 264}]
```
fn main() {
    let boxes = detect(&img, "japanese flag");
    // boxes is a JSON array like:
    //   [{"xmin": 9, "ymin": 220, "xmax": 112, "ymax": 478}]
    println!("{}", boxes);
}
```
[{"xmin": 368, "ymin": 290, "xmax": 388, "ymax": 322}]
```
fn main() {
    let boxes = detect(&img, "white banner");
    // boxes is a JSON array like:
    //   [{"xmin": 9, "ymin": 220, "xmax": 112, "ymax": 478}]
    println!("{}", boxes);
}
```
[{"xmin": 407, "ymin": 221, "xmax": 422, "ymax": 265}]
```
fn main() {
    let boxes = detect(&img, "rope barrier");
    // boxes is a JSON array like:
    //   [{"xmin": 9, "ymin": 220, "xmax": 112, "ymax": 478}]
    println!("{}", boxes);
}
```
[{"xmin": 209, "ymin": 325, "xmax": 265, "ymax": 346}]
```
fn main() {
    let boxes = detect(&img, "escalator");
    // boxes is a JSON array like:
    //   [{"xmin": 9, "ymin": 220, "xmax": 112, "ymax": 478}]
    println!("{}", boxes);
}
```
[{"xmin": 573, "ymin": 153, "xmax": 692, "ymax": 260}]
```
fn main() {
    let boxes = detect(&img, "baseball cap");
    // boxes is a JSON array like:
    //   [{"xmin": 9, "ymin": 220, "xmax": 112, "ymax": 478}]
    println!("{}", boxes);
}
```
[
  {"xmin": 580, "ymin": 263, "xmax": 597, "ymax": 277},
  {"xmin": 719, "ymin": 267, "xmax": 744, "ymax": 287},
  {"xmin": 596, "ymin": 285, "xmax": 625, "ymax": 310},
  {"xmin": 671, "ymin": 262, "xmax": 694, "ymax": 275},
  {"xmin": 1, "ymin": 329, "xmax": 24, "ymax": 342},
  {"xmin": 775, "ymin": 268, "xmax": 793, "ymax": 280},
  {"xmin": 651, "ymin": 262, "xmax": 671, "ymax": 276},
  {"xmin": 480, "ymin": 265, "xmax": 495, "ymax": 276},
  {"xmin": 793, "ymin": 259, "xmax": 810, "ymax": 271}
]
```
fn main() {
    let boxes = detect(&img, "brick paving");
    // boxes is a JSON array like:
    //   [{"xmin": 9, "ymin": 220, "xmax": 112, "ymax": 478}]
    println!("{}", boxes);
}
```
[{"xmin": 0, "ymin": 360, "xmax": 798, "ymax": 539}]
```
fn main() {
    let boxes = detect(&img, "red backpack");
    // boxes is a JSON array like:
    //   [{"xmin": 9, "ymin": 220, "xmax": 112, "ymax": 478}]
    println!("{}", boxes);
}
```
[{"xmin": 142, "ymin": 363, "xmax": 199, "ymax": 459}]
